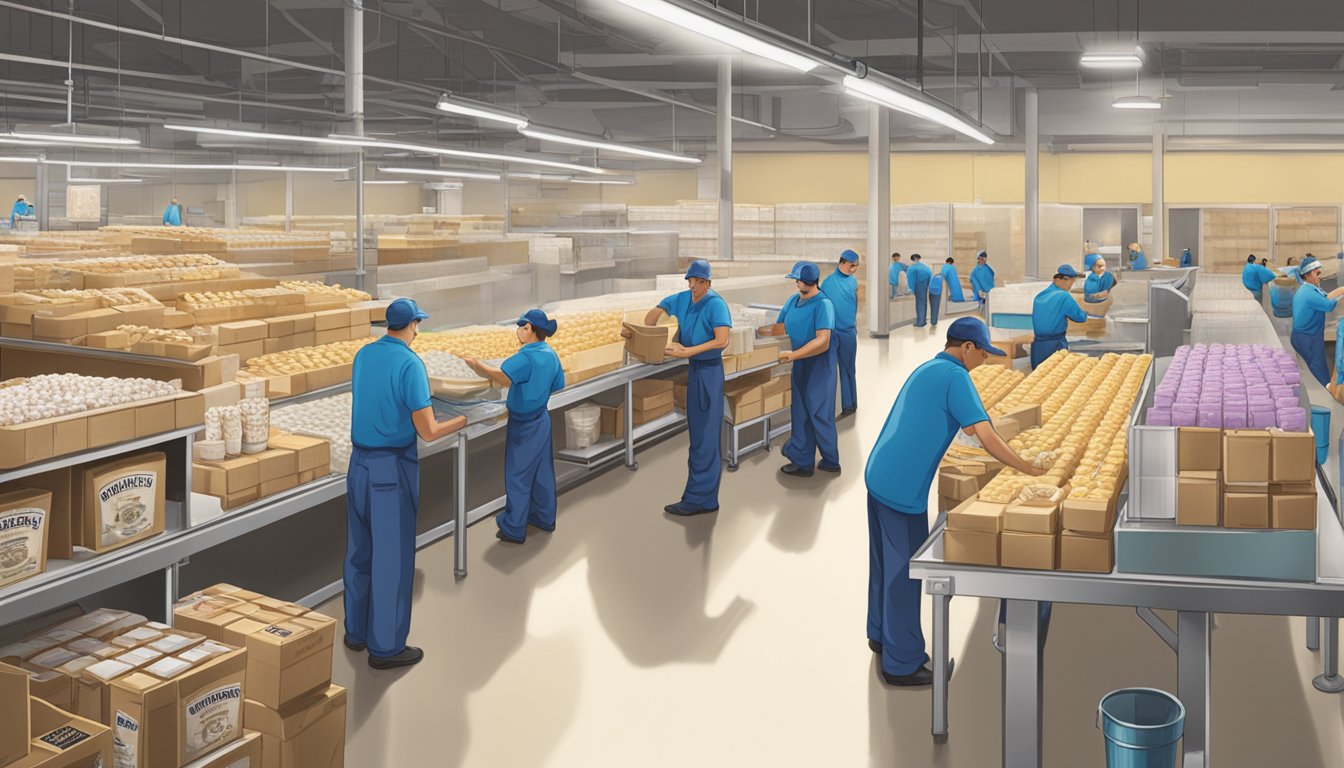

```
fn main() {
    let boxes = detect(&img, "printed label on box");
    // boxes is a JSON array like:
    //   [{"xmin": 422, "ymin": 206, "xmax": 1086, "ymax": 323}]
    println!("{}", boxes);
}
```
[
  {"xmin": 183, "ymin": 683, "xmax": 242, "ymax": 761},
  {"xmin": 114, "ymin": 710, "xmax": 139, "ymax": 768},
  {"xmin": 40, "ymin": 725, "xmax": 93, "ymax": 750},
  {"xmin": 0, "ymin": 506, "xmax": 44, "ymax": 583},
  {"xmin": 98, "ymin": 472, "xmax": 158, "ymax": 547}
]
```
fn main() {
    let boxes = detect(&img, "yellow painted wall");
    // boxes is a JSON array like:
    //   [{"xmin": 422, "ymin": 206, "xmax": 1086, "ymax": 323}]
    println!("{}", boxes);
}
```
[
  {"xmin": 604, "ymin": 171, "xmax": 699, "ymax": 205},
  {"xmin": 1165, "ymin": 154, "xmax": 1344, "ymax": 204}
]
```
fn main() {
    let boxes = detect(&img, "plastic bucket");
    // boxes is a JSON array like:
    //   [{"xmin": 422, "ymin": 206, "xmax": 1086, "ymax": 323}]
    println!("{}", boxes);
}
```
[
  {"xmin": 565, "ymin": 405, "xmax": 602, "ymax": 449},
  {"xmin": 1270, "ymin": 281, "xmax": 1297, "ymax": 318},
  {"xmin": 1098, "ymin": 688, "xmax": 1184, "ymax": 768},
  {"xmin": 1312, "ymin": 406, "xmax": 1331, "ymax": 464}
]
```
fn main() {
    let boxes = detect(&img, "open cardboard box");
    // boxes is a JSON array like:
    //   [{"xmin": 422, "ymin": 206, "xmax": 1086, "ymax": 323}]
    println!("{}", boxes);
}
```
[
  {"xmin": 8, "ymin": 697, "xmax": 111, "ymax": 768},
  {"xmin": 621, "ymin": 322, "xmax": 671, "ymax": 364}
]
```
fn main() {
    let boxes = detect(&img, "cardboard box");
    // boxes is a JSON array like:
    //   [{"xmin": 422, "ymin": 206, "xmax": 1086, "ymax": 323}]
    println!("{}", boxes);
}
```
[
  {"xmin": 0, "ymin": 420, "xmax": 55, "ymax": 468},
  {"xmin": 1059, "ymin": 530, "xmax": 1114, "ymax": 573},
  {"xmin": 1001, "ymin": 531, "xmax": 1058, "ymax": 570},
  {"xmin": 1176, "ymin": 471, "xmax": 1222, "ymax": 527},
  {"xmin": 938, "ymin": 471, "xmax": 979, "ymax": 503},
  {"xmin": 22, "ymin": 667, "xmax": 74, "ymax": 713},
  {"xmin": 0, "ymin": 662, "xmax": 30, "ymax": 766},
  {"xmin": 85, "ymin": 405, "xmax": 136, "ymax": 450},
  {"xmin": 630, "ymin": 379, "xmax": 674, "ymax": 411},
  {"xmin": 1178, "ymin": 427, "xmax": 1222, "ymax": 471},
  {"xmin": 75, "ymin": 451, "xmax": 166, "ymax": 553},
  {"xmin": 250, "ymin": 450, "xmax": 299, "ymax": 485},
  {"xmin": 600, "ymin": 401, "xmax": 675, "ymax": 439},
  {"xmin": 1224, "ymin": 489, "xmax": 1270, "ymax": 529},
  {"xmin": 762, "ymin": 391, "xmax": 786, "ymax": 415},
  {"xmin": 21, "ymin": 469, "xmax": 73, "ymax": 560},
  {"xmin": 311, "ymin": 310, "xmax": 351, "ymax": 332},
  {"xmin": 265, "ymin": 436, "xmax": 330, "ymax": 474},
  {"xmin": 135, "ymin": 399, "xmax": 177, "ymax": 438},
  {"xmin": 194, "ymin": 457, "xmax": 261, "ymax": 497},
  {"xmin": 943, "ymin": 529, "xmax": 999, "ymax": 566},
  {"xmin": 218, "ymin": 340, "xmax": 264, "ymax": 363},
  {"xmin": 84, "ymin": 330, "xmax": 129, "ymax": 350},
  {"xmin": 258, "ymin": 475, "xmax": 299, "ymax": 499},
  {"xmin": 245, "ymin": 684, "xmax": 346, "ymax": 768},
  {"xmin": 200, "ymin": 383, "xmax": 243, "ymax": 414},
  {"xmin": 10, "ymin": 697, "xmax": 111, "ymax": 768},
  {"xmin": 725, "ymin": 397, "xmax": 763, "ymax": 424},
  {"xmin": 622, "ymin": 322, "xmax": 670, "ymax": 364},
  {"xmin": 312, "ymin": 328, "xmax": 347, "ymax": 347},
  {"xmin": 161, "ymin": 309, "xmax": 195, "ymax": 329},
  {"xmin": 216, "ymin": 321, "xmax": 268, "ymax": 346},
  {"xmin": 1003, "ymin": 502, "xmax": 1060, "ymax": 535},
  {"xmin": 174, "ymin": 596, "xmax": 256, "ymax": 640},
  {"xmin": 0, "ymin": 487, "xmax": 52, "ymax": 589},
  {"xmin": 1271, "ymin": 488, "xmax": 1316, "ymax": 530},
  {"xmin": 946, "ymin": 497, "xmax": 1004, "ymax": 533},
  {"xmin": 1269, "ymin": 429, "xmax": 1315, "ymax": 483},
  {"xmin": 221, "ymin": 487, "xmax": 260, "ymax": 512},
  {"xmin": 1223, "ymin": 430, "xmax": 1271, "ymax": 483},
  {"xmin": 225, "ymin": 611, "xmax": 334, "ymax": 710},
  {"xmin": 184, "ymin": 730, "xmax": 261, "ymax": 768}
]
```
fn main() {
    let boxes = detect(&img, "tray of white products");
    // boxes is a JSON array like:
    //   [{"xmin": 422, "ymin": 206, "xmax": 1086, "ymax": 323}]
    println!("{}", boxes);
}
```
[{"xmin": 419, "ymin": 351, "xmax": 504, "ymax": 398}]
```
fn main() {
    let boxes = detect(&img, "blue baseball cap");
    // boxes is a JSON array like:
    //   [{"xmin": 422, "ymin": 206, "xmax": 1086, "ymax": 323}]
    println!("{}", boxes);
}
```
[
  {"xmin": 684, "ymin": 259, "xmax": 712, "ymax": 280},
  {"xmin": 839, "ymin": 249, "xmax": 860, "ymax": 264},
  {"xmin": 947, "ymin": 317, "xmax": 1005, "ymax": 356},
  {"xmin": 517, "ymin": 308, "xmax": 558, "ymax": 336},
  {"xmin": 786, "ymin": 261, "xmax": 821, "ymax": 283},
  {"xmin": 386, "ymin": 298, "xmax": 429, "ymax": 329},
  {"xmin": 1055, "ymin": 264, "xmax": 1080, "ymax": 278},
  {"xmin": 977, "ymin": 251, "xmax": 988, "ymax": 260},
  {"xmin": 1300, "ymin": 256, "xmax": 1323, "ymax": 276}
]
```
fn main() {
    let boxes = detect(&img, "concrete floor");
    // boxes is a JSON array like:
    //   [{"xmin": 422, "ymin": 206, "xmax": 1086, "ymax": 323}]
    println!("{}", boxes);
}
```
[{"xmin": 321, "ymin": 323, "xmax": 1344, "ymax": 767}]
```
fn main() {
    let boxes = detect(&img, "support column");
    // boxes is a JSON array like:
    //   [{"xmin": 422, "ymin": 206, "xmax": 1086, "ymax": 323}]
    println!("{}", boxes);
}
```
[
  {"xmin": 1024, "ymin": 88, "xmax": 1039, "ymax": 279},
  {"xmin": 717, "ymin": 56, "xmax": 733, "ymax": 261},
  {"xmin": 35, "ymin": 158, "xmax": 48, "ymax": 231},
  {"xmin": 345, "ymin": 1, "xmax": 366, "ymax": 291},
  {"xmin": 1177, "ymin": 611, "xmax": 1211, "ymax": 766},
  {"xmin": 1152, "ymin": 121, "xmax": 1165, "ymax": 264},
  {"xmin": 503, "ymin": 164, "xmax": 511, "ymax": 235},
  {"xmin": 867, "ymin": 104, "xmax": 891, "ymax": 337},
  {"xmin": 284, "ymin": 171, "xmax": 293, "ymax": 233}
]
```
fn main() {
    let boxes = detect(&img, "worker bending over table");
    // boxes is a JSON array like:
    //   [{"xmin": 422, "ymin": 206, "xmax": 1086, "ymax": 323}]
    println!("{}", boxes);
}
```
[
  {"xmin": 764, "ymin": 261, "xmax": 840, "ymax": 478},
  {"xmin": 928, "ymin": 256, "xmax": 965, "ymax": 328},
  {"xmin": 1030, "ymin": 264, "xmax": 1088, "ymax": 369},
  {"xmin": 644, "ymin": 260, "xmax": 731, "ymax": 517},
  {"xmin": 889, "ymin": 252, "xmax": 906, "ymax": 299},
  {"xmin": 864, "ymin": 317, "xmax": 1043, "ymax": 685},
  {"xmin": 821, "ymin": 249, "xmax": 861, "ymax": 417},
  {"xmin": 1242, "ymin": 254, "xmax": 1277, "ymax": 301}
]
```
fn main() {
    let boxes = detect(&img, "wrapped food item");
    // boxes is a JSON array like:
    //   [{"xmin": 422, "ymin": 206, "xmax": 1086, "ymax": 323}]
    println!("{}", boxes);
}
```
[{"xmin": 237, "ymin": 397, "xmax": 270, "ymax": 454}]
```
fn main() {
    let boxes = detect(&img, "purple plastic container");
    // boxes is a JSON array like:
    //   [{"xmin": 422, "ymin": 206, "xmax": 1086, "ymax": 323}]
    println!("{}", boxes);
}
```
[
  {"xmin": 1250, "ymin": 410, "xmax": 1277, "ymax": 429},
  {"xmin": 1148, "ymin": 408, "xmax": 1172, "ymax": 426},
  {"xmin": 1223, "ymin": 412, "xmax": 1249, "ymax": 429}
]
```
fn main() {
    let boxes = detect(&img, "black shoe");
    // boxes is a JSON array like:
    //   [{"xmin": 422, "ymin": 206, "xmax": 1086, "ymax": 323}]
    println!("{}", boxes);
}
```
[
  {"xmin": 664, "ymin": 502, "xmax": 718, "ymax": 516},
  {"xmin": 818, "ymin": 462, "xmax": 842, "ymax": 474},
  {"xmin": 368, "ymin": 646, "xmax": 424, "ymax": 670},
  {"xmin": 343, "ymin": 636, "xmax": 366, "ymax": 653},
  {"xmin": 496, "ymin": 530, "xmax": 525, "ymax": 544},
  {"xmin": 528, "ymin": 520, "xmax": 555, "ymax": 533},
  {"xmin": 840, "ymin": 408, "xmax": 856, "ymax": 418},
  {"xmin": 780, "ymin": 463, "xmax": 814, "ymax": 478},
  {"xmin": 868, "ymin": 639, "xmax": 882, "ymax": 654},
  {"xmin": 880, "ymin": 660, "xmax": 955, "ymax": 687}
]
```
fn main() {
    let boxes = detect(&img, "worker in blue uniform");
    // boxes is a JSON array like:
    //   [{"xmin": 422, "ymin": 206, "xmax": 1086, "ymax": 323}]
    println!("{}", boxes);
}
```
[
  {"xmin": 865, "ymin": 317, "xmax": 1044, "ymax": 685},
  {"xmin": 1083, "ymin": 257, "xmax": 1116, "ymax": 303},
  {"xmin": 906, "ymin": 254, "xmax": 932, "ymax": 327},
  {"xmin": 1030, "ymin": 264, "xmax": 1088, "ymax": 369},
  {"xmin": 1127, "ymin": 242, "xmax": 1149, "ymax": 271},
  {"xmin": 1242, "ymin": 254, "xmax": 1278, "ymax": 300},
  {"xmin": 821, "ymin": 250, "xmax": 860, "ymax": 417},
  {"xmin": 764, "ymin": 261, "xmax": 840, "ymax": 477},
  {"xmin": 162, "ymin": 197, "xmax": 183, "ymax": 227},
  {"xmin": 644, "ymin": 259, "xmax": 731, "ymax": 517},
  {"xmin": 888, "ymin": 252, "xmax": 906, "ymax": 299},
  {"xmin": 970, "ymin": 251, "xmax": 995, "ymax": 305},
  {"xmin": 1180, "ymin": 248, "xmax": 1193, "ymax": 268},
  {"xmin": 927, "ymin": 257, "xmax": 965, "ymax": 328},
  {"xmin": 1290, "ymin": 257, "xmax": 1344, "ymax": 386},
  {"xmin": 466, "ymin": 309, "xmax": 565, "ymax": 542},
  {"xmin": 346, "ymin": 298, "xmax": 465, "ymax": 670},
  {"xmin": 1083, "ymin": 251, "xmax": 1101, "ymax": 272},
  {"xmin": 9, "ymin": 194, "xmax": 33, "ymax": 228}
]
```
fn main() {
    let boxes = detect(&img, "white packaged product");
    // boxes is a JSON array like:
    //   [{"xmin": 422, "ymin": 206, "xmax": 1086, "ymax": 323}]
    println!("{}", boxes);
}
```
[
  {"xmin": 565, "ymin": 405, "xmax": 602, "ymax": 450},
  {"xmin": 142, "ymin": 621, "xmax": 171, "ymax": 631},
  {"xmin": 145, "ymin": 656, "xmax": 192, "ymax": 679},
  {"xmin": 238, "ymin": 397, "xmax": 270, "ymax": 454},
  {"xmin": 84, "ymin": 658, "xmax": 133, "ymax": 682},
  {"xmin": 115, "ymin": 647, "xmax": 163, "ymax": 667},
  {"xmin": 149, "ymin": 634, "xmax": 199, "ymax": 654},
  {"xmin": 67, "ymin": 637, "xmax": 115, "ymax": 656},
  {"xmin": 193, "ymin": 440, "xmax": 226, "ymax": 462},
  {"xmin": 54, "ymin": 608, "xmax": 130, "ymax": 635},
  {"xmin": 112, "ymin": 626, "xmax": 163, "ymax": 647},
  {"xmin": 28, "ymin": 646, "xmax": 79, "ymax": 669},
  {"xmin": 204, "ymin": 408, "xmax": 222, "ymax": 442},
  {"xmin": 219, "ymin": 405, "xmax": 242, "ymax": 456},
  {"xmin": 55, "ymin": 656, "xmax": 96, "ymax": 675},
  {"xmin": 177, "ymin": 646, "xmax": 216, "ymax": 664}
]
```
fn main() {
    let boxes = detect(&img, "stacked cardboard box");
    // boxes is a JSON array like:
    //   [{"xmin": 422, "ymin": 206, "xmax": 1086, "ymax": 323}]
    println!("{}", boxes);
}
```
[
  {"xmin": 944, "ymin": 496, "xmax": 1003, "ymax": 566},
  {"xmin": 946, "ymin": 490, "xmax": 1118, "ymax": 573},
  {"xmin": 0, "ymin": 387, "xmax": 202, "ymax": 469},
  {"xmin": 1175, "ymin": 426, "xmax": 1316, "ymax": 530},
  {"xmin": 8, "ymin": 696, "xmax": 112, "ymax": 767},
  {"xmin": 193, "ymin": 435, "xmax": 331, "ymax": 511},
  {"xmin": 599, "ymin": 379, "xmax": 675, "ymax": 439}
]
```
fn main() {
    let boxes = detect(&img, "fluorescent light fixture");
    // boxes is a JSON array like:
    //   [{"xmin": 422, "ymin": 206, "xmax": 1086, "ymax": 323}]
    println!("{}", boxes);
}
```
[
  {"xmin": 340, "ymin": 135, "xmax": 605, "ymax": 175},
  {"xmin": 67, "ymin": 177, "xmax": 144, "ymax": 184},
  {"xmin": 842, "ymin": 76, "xmax": 995, "ymax": 145},
  {"xmin": 519, "ymin": 127, "xmax": 701, "ymax": 164},
  {"xmin": 164, "ymin": 124, "xmax": 367, "ymax": 147},
  {"xmin": 611, "ymin": 0, "xmax": 818, "ymax": 72},
  {"xmin": 377, "ymin": 166, "xmax": 502, "ymax": 181},
  {"xmin": 0, "ymin": 156, "xmax": 39, "ymax": 163},
  {"xmin": 58, "ymin": 160, "xmax": 348, "ymax": 173},
  {"xmin": 9, "ymin": 131, "xmax": 139, "ymax": 146},
  {"xmin": 1080, "ymin": 47, "xmax": 1143, "ymax": 69},
  {"xmin": 571, "ymin": 177, "xmax": 635, "ymax": 185},
  {"xmin": 1112, "ymin": 95, "xmax": 1162, "ymax": 110},
  {"xmin": 435, "ymin": 94, "xmax": 529, "ymax": 129},
  {"xmin": 507, "ymin": 172, "xmax": 573, "ymax": 181}
]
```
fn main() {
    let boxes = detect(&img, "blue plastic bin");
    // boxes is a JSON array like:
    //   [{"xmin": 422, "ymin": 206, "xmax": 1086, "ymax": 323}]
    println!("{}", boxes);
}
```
[
  {"xmin": 1098, "ymin": 688, "xmax": 1184, "ymax": 768},
  {"xmin": 1312, "ymin": 406, "xmax": 1331, "ymax": 465},
  {"xmin": 1270, "ymin": 281, "xmax": 1296, "ymax": 318}
]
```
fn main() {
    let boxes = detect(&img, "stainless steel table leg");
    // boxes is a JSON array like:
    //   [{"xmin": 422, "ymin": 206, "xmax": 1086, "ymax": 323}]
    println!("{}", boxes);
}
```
[
  {"xmin": 1177, "ymin": 611, "xmax": 1211, "ymax": 767},
  {"xmin": 1307, "ymin": 616, "xmax": 1321, "ymax": 652},
  {"xmin": 454, "ymin": 432, "xmax": 468, "ymax": 579},
  {"xmin": 932, "ymin": 590, "xmax": 951, "ymax": 742},
  {"xmin": 164, "ymin": 562, "xmax": 180, "ymax": 625},
  {"xmin": 1313, "ymin": 617, "xmax": 1344, "ymax": 693},
  {"xmin": 624, "ymin": 381, "xmax": 637, "ymax": 470},
  {"xmin": 1002, "ymin": 598, "xmax": 1043, "ymax": 768},
  {"xmin": 728, "ymin": 422, "xmax": 739, "ymax": 470}
]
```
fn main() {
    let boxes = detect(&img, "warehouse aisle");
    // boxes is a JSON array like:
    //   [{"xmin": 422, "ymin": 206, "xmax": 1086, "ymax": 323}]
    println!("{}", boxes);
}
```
[{"xmin": 322, "ymin": 326, "xmax": 1344, "ymax": 768}]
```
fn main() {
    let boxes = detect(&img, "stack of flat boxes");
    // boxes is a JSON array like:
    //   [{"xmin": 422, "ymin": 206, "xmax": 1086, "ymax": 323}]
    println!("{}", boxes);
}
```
[
  {"xmin": 1175, "ymin": 426, "xmax": 1317, "ymax": 530},
  {"xmin": 599, "ymin": 379, "xmax": 675, "ymax": 439},
  {"xmin": 194, "ymin": 435, "xmax": 331, "ymax": 512},
  {"xmin": 0, "ymin": 660, "xmax": 113, "ymax": 768},
  {"xmin": 215, "ymin": 307, "xmax": 374, "ymax": 365},
  {"xmin": 945, "ymin": 493, "xmax": 1119, "ymax": 573},
  {"xmin": 175, "ymin": 585, "xmax": 346, "ymax": 768}
]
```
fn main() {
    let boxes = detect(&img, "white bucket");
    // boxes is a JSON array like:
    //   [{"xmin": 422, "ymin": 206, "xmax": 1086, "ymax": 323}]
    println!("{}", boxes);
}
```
[{"xmin": 565, "ymin": 405, "xmax": 602, "ymax": 449}]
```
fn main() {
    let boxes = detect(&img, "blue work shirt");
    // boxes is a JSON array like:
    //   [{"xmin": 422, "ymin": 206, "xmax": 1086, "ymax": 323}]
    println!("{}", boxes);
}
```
[
  {"xmin": 865, "ymin": 352, "xmax": 990, "ymax": 513},
  {"xmin": 888, "ymin": 262, "xmax": 905, "ymax": 286},
  {"xmin": 1083, "ymin": 271, "xmax": 1116, "ymax": 302},
  {"xmin": 502, "ymin": 341, "xmax": 565, "ymax": 416},
  {"xmin": 1180, "ymin": 250, "xmax": 1192, "ymax": 267},
  {"xmin": 1242, "ymin": 262, "xmax": 1277, "ymax": 293},
  {"xmin": 351, "ymin": 336, "xmax": 432, "ymax": 449},
  {"xmin": 1129, "ymin": 250, "xmax": 1150, "ymax": 270},
  {"xmin": 970, "ymin": 263, "xmax": 995, "ymax": 300},
  {"xmin": 657, "ymin": 289, "xmax": 732, "ymax": 362},
  {"xmin": 930, "ymin": 263, "xmax": 965, "ymax": 301},
  {"xmin": 820, "ymin": 268, "xmax": 858, "ymax": 333},
  {"xmin": 9, "ymin": 201, "xmax": 32, "ymax": 226},
  {"xmin": 777, "ymin": 292, "xmax": 835, "ymax": 349},
  {"xmin": 1292, "ymin": 283, "xmax": 1338, "ymax": 335},
  {"xmin": 163, "ymin": 204, "xmax": 182, "ymax": 227},
  {"xmin": 905, "ymin": 262, "xmax": 932, "ymax": 292},
  {"xmin": 1033, "ymin": 283, "xmax": 1088, "ymax": 337}
]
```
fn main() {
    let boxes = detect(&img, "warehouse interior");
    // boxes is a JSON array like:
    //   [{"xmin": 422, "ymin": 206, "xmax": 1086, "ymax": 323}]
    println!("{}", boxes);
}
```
[{"xmin": 2, "ymin": 1, "xmax": 1344, "ymax": 767}]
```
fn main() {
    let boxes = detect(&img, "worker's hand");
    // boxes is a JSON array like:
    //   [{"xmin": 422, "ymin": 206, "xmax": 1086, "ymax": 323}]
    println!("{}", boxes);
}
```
[
  {"xmin": 1024, "ymin": 465, "xmax": 1047, "ymax": 477},
  {"xmin": 463, "ymin": 358, "xmax": 483, "ymax": 374},
  {"xmin": 779, "ymin": 350, "xmax": 794, "ymax": 363},
  {"xmin": 620, "ymin": 328, "xmax": 633, "ymax": 339},
  {"xmin": 664, "ymin": 343, "xmax": 690, "ymax": 359},
  {"xmin": 1094, "ymin": 290, "xmax": 1109, "ymax": 301}
]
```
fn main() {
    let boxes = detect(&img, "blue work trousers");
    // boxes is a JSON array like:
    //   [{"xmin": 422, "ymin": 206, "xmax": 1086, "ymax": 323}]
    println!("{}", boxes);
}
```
[
  {"xmin": 682, "ymin": 359, "xmax": 724, "ymax": 508},
  {"xmin": 913, "ymin": 287, "xmax": 929, "ymax": 327},
  {"xmin": 867, "ymin": 496, "xmax": 930, "ymax": 676},
  {"xmin": 1030, "ymin": 333, "xmax": 1068, "ymax": 370},
  {"xmin": 928, "ymin": 291, "xmax": 943, "ymax": 325},
  {"xmin": 833, "ymin": 328, "xmax": 857, "ymax": 412},
  {"xmin": 498, "ymin": 407, "xmax": 557, "ymax": 540},
  {"xmin": 889, "ymin": 283, "xmax": 898, "ymax": 300},
  {"xmin": 783, "ymin": 351, "xmax": 840, "ymax": 470},
  {"xmin": 344, "ymin": 442, "xmax": 420, "ymax": 658},
  {"xmin": 1291, "ymin": 329, "xmax": 1331, "ymax": 387}
]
